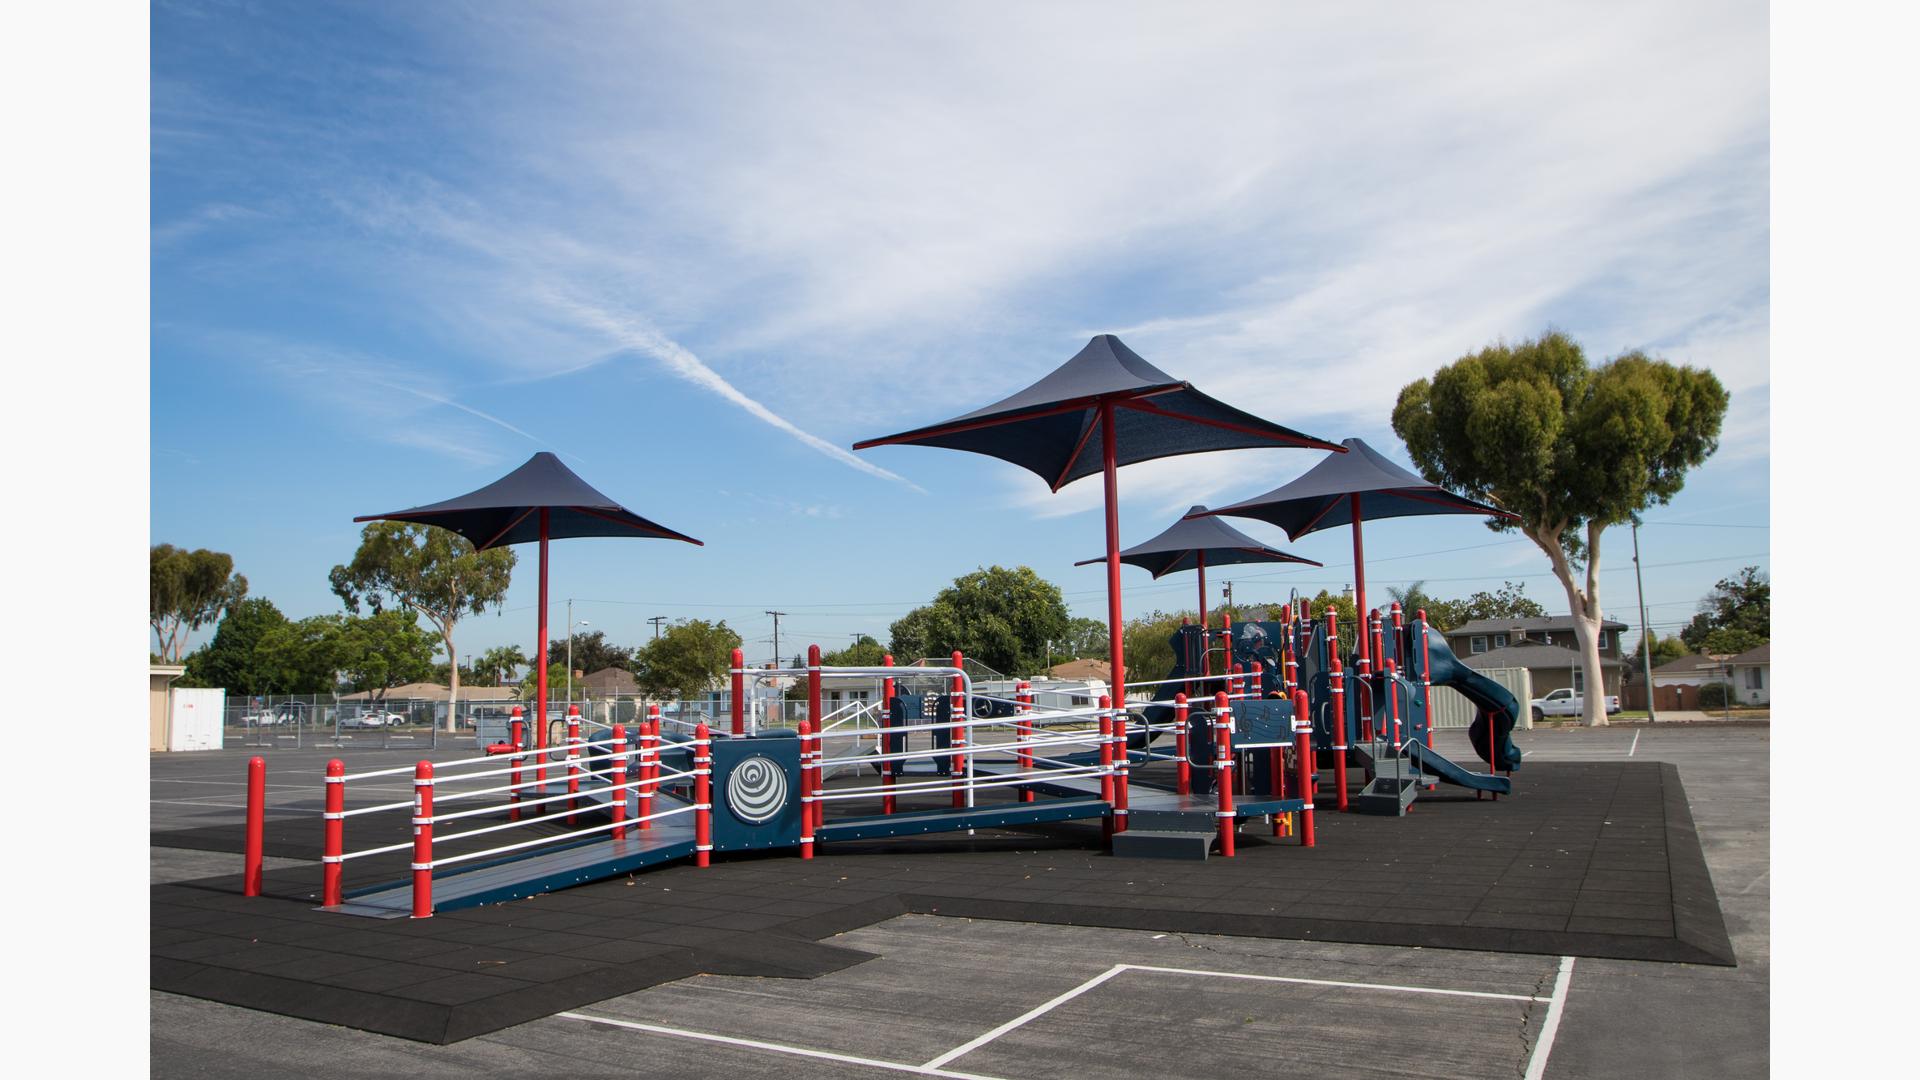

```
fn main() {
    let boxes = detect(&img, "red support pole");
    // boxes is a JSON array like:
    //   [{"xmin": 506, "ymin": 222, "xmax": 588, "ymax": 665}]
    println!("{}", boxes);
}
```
[
  {"xmin": 1291, "ymin": 688, "xmax": 1316, "ymax": 848},
  {"xmin": 1387, "ymin": 659, "xmax": 1403, "ymax": 747},
  {"xmin": 1350, "ymin": 498, "xmax": 1368, "ymax": 670},
  {"xmin": 537, "ymin": 509, "xmax": 550, "ymax": 784},
  {"xmin": 1017, "ymin": 679, "xmax": 1034, "ymax": 803},
  {"xmin": 1098, "ymin": 706, "xmax": 1115, "ymax": 844},
  {"xmin": 1371, "ymin": 611, "xmax": 1387, "ymax": 681},
  {"xmin": 1419, "ymin": 610, "xmax": 1435, "ymax": 753},
  {"xmin": 508, "ymin": 711, "xmax": 525, "ymax": 822},
  {"xmin": 566, "ymin": 705, "xmax": 581, "ymax": 825},
  {"xmin": 640, "ymin": 708, "xmax": 659, "ymax": 831},
  {"xmin": 797, "ymin": 720, "xmax": 815, "ymax": 859},
  {"xmin": 1214, "ymin": 691, "xmax": 1235, "ymax": 857},
  {"xmin": 410, "ymin": 761, "xmax": 434, "ymax": 919},
  {"xmin": 1099, "ymin": 400, "xmax": 1128, "ymax": 725},
  {"xmin": 809, "ymin": 644, "xmax": 826, "ymax": 828},
  {"xmin": 1197, "ymin": 551, "xmax": 1210, "ymax": 688},
  {"xmin": 805, "ymin": 713, "xmax": 821, "ymax": 831},
  {"xmin": 693, "ymin": 722, "xmax": 712, "ymax": 867},
  {"xmin": 1330, "ymin": 660, "xmax": 1349, "ymax": 812},
  {"xmin": 882, "ymin": 654, "xmax": 896, "ymax": 815},
  {"xmin": 610, "ymin": 724, "xmax": 628, "ymax": 839},
  {"xmin": 322, "ymin": 759, "xmax": 345, "ymax": 906},
  {"xmin": 1113, "ymin": 706, "xmax": 1130, "ymax": 833},
  {"xmin": 1174, "ymin": 693, "xmax": 1191, "ymax": 795},
  {"xmin": 730, "ymin": 647, "xmax": 746, "ymax": 737},
  {"xmin": 950, "ymin": 650, "xmax": 967, "ymax": 810},
  {"xmin": 242, "ymin": 756, "xmax": 266, "ymax": 897}
]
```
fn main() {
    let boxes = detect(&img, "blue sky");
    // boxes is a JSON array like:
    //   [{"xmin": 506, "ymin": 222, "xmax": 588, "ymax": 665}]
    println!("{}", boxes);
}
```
[{"xmin": 150, "ymin": 1, "xmax": 1769, "ymax": 668}]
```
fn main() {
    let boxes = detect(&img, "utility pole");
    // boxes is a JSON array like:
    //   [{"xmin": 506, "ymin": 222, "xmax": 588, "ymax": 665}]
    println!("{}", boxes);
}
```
[
  {"xmin": 1632, "ymin": 520, "xmax": 1657, "ymax": 723},
  {"xmin": 766, "ymin": 610, "xmax": 788, "ymax": 669},
  {"xmin": 648, "ymin": 615, "xmax": 667, "ymax": 642},
  {"xmin": 1222, "ymin": 581, "xmax": 1234, "ymax": 611}
]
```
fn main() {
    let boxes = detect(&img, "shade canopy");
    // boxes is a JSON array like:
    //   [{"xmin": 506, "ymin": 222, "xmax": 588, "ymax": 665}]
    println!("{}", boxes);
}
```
[
  {"xmin": 853, "ymin": 334, "xmax": 1342, "ymax": 489},
  {"xmin": 354, "ymin": 451, "xmax": 703, "ymax": 549},
  {"xmin": 1192, "ymin": 438, "xmax": 1509, "ymax": 538},
  {"xmin": 1074, "ymin": 505, "xmax": 1322, "ymax": 579}
]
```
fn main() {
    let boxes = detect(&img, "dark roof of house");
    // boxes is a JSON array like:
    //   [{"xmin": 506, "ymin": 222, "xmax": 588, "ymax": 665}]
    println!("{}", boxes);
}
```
[
  {"xmin": 1653, "ymin": 653, "xmax": 1728, "ymax": 676},
  {"xmin": 1460, "ymin": 644, "xmax": 1624, "ymax": 671},
  {"xmin": 1726, "ymin": 642, "xmax": 1770, "ymax": 666},
  {"xmin": 1447, "ymin": 615, "xmax": 1629, "ymax": 636},
  {"xmin": 578, "ymin": 667, "xmax": 639, "ymax": 694}
]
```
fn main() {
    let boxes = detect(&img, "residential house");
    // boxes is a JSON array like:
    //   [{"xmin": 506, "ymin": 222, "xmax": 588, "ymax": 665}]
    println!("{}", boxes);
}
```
[
  {"xmin": 1649, "ymin": 653, "xmax": 1730, "ymax": 711},
  {"xmin": 1443, "ymin": 615, "xmax": 1630, "ymax": 700},
  {"xmin": 1726, "ymin": 643, "xmax": 1769, "ymax": 705},
  {"xmin": 578, "ymin": 667, "xmax": 639, "ymax": 698}
]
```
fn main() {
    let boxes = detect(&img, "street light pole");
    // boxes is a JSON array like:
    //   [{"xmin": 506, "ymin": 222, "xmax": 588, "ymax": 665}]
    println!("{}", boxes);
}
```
[{"xmin": 1632, "ymin": 521, "xmax": 1657, "ymax": 723}]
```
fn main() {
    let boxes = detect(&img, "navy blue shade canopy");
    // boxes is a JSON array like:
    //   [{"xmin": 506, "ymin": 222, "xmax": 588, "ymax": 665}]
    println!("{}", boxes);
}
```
[
  {"xmin": 1190, "ymin": 438, "xmax": 1510, "ymax": 538},
  {"xmin": 1074, "ymin": 505, "xmax": 1322, "ymax": 578},
  {"xmin": 852, "ymin": 334, "xmax": 1343, "ymax": 489},
  {"xmin": 354, "ymin": 452, "xmax": 703, "ymax": 550}
]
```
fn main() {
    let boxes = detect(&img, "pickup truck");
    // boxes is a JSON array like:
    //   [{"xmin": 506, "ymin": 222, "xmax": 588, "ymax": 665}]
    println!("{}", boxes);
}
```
[{"xmin": 1530, "ymin": 687, "xmax": 1621, "ymax": 721}]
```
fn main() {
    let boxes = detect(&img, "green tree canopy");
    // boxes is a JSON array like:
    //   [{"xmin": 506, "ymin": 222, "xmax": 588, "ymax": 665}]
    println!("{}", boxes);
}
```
[
  {"xmin": 1393, "ymin": 331, "xmax": 1727, "ymax": 724},
  {"xmin": 635, "ymin": 619, "xmax": 743, "ymax": 701},
  {"xmin": 1628, "ymin": 632, "xmax": 1689, "ymax": 671},
  {"xmin": 547, "ymin": 629, "xmax": 633, "ymax": 675},
  {"xmin": 1423, "ymin": 581, "xmax": 1547, "ymax": 630},
  {"xmin": 823, "ymin": 634, "xmax": 889, "ymax": 667},
  {"xmin": 182, "ymin": 597, "xmax": 289, "ymax": 693},
  {"xmin": 887, "ymin": 566, "xmax": 1072, "ymax": 677},
  {"xmin": 474, "ymin": 644, "xmax": 528, "ymax": 686},
  {"xmin": 1680, "ymin": 566, "xmax": 1769, "ymax": 651},
  {"xmin": 330, "ymin": 522, "xmax": 516, "ymax": 730},
  {"xmin": 151, "ymin": 544, "xmax": 248, "ymax": 661},
  {"xmin": 331, "ymin": 610, "xmax": 438, "ymax": 699},
  {"xmin": 253, "ymin": 615, "xmax": 350, "ymax": 695},
  {"xmin": 1700, "ymin": 626, "xmax": 1766, "ymax": 655},
  {"xmin": 1058, "ymin": 616, "xmax": 1110, "ymax": 661}
]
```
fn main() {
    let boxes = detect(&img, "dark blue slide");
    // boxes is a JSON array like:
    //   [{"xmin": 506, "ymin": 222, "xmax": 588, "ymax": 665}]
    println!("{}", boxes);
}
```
[{"xmin": 1423, "ymin": 631, "xmax": 1524, "ymax": 772}]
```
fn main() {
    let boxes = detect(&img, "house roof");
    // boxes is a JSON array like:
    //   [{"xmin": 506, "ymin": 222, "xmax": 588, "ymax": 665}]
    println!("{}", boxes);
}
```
[
  {"xmin": 1652, "ymin": 653, "xmax": 1728, "ymax": 676},
  {"xmin": 1727, "ymin": 642, "xmax": 1770, "ymax": 667},
  {"xmin": 1048, "ymin": 658, "xmax": 1112, "ymax": 682},
  {"xmin": 1447, "ymin": 615, "xmax": 1629, "ymax": 636},
  {"xmin": 1460, "ymin": 644, "xmax": 1623, "ymax": 671},
  {"xmin": 578, "ymin": 667, "xmax": 639, "ymax": 695}
]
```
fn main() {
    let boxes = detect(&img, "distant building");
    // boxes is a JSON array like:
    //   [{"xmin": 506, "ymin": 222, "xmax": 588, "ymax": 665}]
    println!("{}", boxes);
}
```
[
  {"xmin": 1047, "ymin": 658, "xmax": 1112, "ymax": 683},
  {"xmin": 1442, "ymin": 615, "xmax": 1630, "ymax": 701},
  {"xmin": 149, "ymin": 663, "xmax": 186, "ymax": 752},
  {"xmin": 1460, "ymin": 643, "xmax": 1625, "ymax": 701},
  {"xmin": 1725, "ymin": 643, "xmax": 1769, "ymax": 705}
]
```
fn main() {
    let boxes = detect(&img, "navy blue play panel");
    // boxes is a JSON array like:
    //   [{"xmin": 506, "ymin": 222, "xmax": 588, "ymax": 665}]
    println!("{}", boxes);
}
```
[{"xmin": 150, "ymin": 761, "xmax": 1733, "ymax": 1044}]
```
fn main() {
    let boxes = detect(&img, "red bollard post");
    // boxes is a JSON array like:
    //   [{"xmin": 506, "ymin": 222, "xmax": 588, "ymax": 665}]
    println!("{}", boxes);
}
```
[
  {"xmin": 1330, "ymin": 660, "xmax": 1350, "ymax": 812},
  {"xmin": 731, "ymin": 647, "xmax": 746, "ymax": 737},
  {"xmin": 809, "ymin": 644, "xmax": 826, "ymax": 828},
  {"xmin": 610, "ymin": 724, "xmax": 628, "ymax": 839},
  {"xmin": 1214, "ymin": 691, "xmax": 1236, "ymax": 857},
  {"xmin": 243, "ymin": 756, "xmax": 266, "ymax": 897},
  {"xmin": 508, "ymin": 711, "xmax": 525, "ymax": 823},
  {"xmin": 1418, "ymin": 610, "xmax": 1435, "ymax": 754},
  {"xmin": 950, "ymin": 650, "xmax": 968, "ymax": 810},
  {"xmin": 1371, "ymin": 611, "xmax": 1387, "ymax": 681},
  {"xmin": 1113, "ymin": 706, "xmax": 1130, "ymax": 833},
  {"xmin": 1292, "ymin": 688, "xmax": 1316, "ymax": 847},
  {"xmin": 1098, "ymin": 706, "xmax": 1116, "ymax": 843},
  {"xmin": 882, "ymin": 653, "xmax": 897, "ymax": 815},
  {"xmin": 322, "ymin": 759, "xmax": 345, "ymax": 906},
  {"xmin": 1174, "ymin": 693, "xmax": 1191, "ymax": 795},
  {"xmin": 693, "ymin": 723, "xmax": 713, "ymax": 867},
  {"xmin": 797, "ymin": 720, "xmax": 816, "ymax": 859},
  {"xmin": 639, "ymin": 711, "xmax": 658, "ymax": 831},
  {"xmin": 1386, "ymin": 659, "xmax": 1403, "ymax": 746},
  {"xmin": 1016, "ymin": 679, "xmax": 1035, "ymax": 803},
  {"xmin": 566, "ymin": 705, "xmax": 581, "ymax": 825},
  {"xmin": 803, "ymin": 714, "xmax": 820, "ymax": 831},
  {"xmin": 411, "ymin": 761, "xmax": 434, "ymax": 919}
]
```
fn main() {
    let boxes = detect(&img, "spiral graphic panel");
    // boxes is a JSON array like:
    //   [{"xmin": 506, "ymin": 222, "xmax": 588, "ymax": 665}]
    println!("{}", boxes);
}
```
[{"xmin": 725, "ymin": 754, "xmax": 789, "ymax": 825}]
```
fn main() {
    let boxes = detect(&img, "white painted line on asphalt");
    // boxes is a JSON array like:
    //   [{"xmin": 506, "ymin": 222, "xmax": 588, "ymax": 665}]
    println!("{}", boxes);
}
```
[
  {"xmin": 556, "ymin": 1012, "xmax": 1013, "ymax": 1080},
  {"xmin": 922, "ymin": 964, "xmax": 1129, "ymax": 1068},
  {"xmin": 924, "ymin": 962, "xmax": 1547, "ymax": 1069},
  {"xmin": 1523, "ymin": 956, "xmax": 1576, "ymax": 1080},
  {"xmin": 1628, "ymin": 730, "xmax": 1641, "ymax": 756},
  {"xmin": 1120, "ymin": 964, "xmax": 1549, "ymax": 1002}
]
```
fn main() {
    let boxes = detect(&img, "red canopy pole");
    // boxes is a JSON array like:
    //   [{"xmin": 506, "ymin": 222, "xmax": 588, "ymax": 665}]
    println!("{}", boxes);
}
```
[
  {"xmin": 536, "ymin": 509, "xmax": 550, "ymax": 769},
  {"xmin": 1196, "ymin": 550, "xmax": 1209, "ymax": 680},
  {"xmin": 1101, "ymin": 401, "xmax": 1126, "ymax": 709},
  {"xmin": 1350, "ymin": 493, "xmax": 1368, "ymax": 669}
]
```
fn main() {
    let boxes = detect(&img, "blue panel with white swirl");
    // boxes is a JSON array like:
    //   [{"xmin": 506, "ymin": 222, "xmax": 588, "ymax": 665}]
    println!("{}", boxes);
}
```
[{"xmin": 710, "ymin": 734, "xmax": 802, "ymax": 852}]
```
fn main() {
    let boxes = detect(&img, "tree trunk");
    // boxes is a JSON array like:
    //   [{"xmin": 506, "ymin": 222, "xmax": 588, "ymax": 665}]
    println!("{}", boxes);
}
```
[
  {"xmin": 1532, "ymin": 522, "xmax": 1610, "ymax": 728},
  {"xmin": 443, "ymin": 626, "xmax": 460, "ymax": 733}
]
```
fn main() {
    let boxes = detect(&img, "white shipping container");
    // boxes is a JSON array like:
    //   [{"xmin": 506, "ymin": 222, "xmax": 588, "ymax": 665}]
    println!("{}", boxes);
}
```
[{"xmin": 169, "ymin": 687, "xmax": 226, "ymax": 751}]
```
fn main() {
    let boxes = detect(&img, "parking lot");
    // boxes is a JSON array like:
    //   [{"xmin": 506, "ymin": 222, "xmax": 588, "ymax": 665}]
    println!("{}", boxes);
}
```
[{"xmin": 151, "ymin": 724, "xmax": 1768, "ymax": 1079}]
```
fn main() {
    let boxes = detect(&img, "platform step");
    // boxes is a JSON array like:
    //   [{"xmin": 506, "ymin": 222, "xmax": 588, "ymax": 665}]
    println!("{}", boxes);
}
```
[
  {"xmin": 1353, "ymin": 774, "xmax": 1421, "ymax": 816},
  {"xmin": 1112, "ymin": 829, "xmax": 1213, "ymax": 860},
  {"xmin": 1125, "ymin": 808, "xmax": 1220, "ymax": 833}
]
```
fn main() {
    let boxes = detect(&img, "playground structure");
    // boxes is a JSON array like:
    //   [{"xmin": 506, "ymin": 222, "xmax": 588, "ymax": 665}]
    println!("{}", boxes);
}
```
[{"xmin": 243, "ymin": 600, "xmax": 1527, "ymax": 919}]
